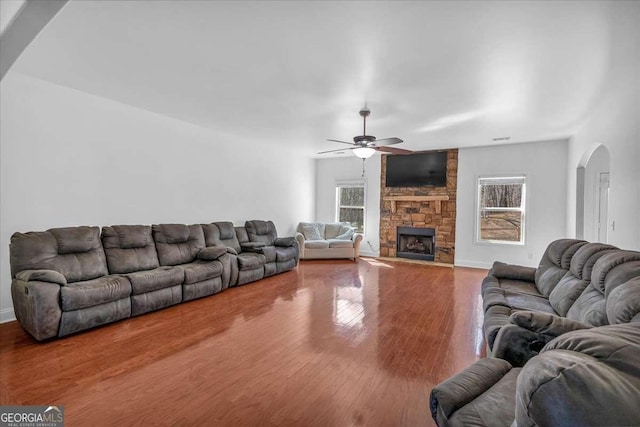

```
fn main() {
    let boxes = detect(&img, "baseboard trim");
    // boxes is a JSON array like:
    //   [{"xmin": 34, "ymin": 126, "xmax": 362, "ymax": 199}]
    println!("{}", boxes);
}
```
[
  {"xmin": 376, "ymin": 257, "xmax": 454, "ymax": 269},
  {"xmin": 359, "ymin": 249, "xmax": 379, "ymax": 258},
  {"xmin": 0, "ymin": 308, "xmax": 16, "ymax": 323},
  {"xmin": 454, "ymin": 260, "xmax": 492, "ymax": 269}
]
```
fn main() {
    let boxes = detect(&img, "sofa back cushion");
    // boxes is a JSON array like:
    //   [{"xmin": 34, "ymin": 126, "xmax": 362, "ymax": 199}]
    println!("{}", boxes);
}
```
[
  {"xmin": 245, "ymin": 220, "xmax": 278, "ymax": 246},
  {"xmin": 548, "ymin": 243, "xmax": 618, "ymax": 316},
  {"xmin": 152, "ymin": 224, "xmax": 204, "ymax": 266},
  {"xmin": 606, "ymin": 275, "xmax": 640, "ymax": 325},
  {"xmin": 201, "ymin": 222, "xmax": 241, "ymax": 253},
  {"xmin": 534, "ymin": 239, "xmax": 587, "ymax": 297},
  {"xmin": 567, "ymin": 251, "xmax": 640, "ymax": 326},
  {"xmin": 10, "ymin": 226, "xmax": 108, "ymax": 283},
  {"xmin": 324, "ymin": 222, "xmax": 352, "ymax": 239},
  {"xmin": 298, "ymin": 222, "xmax": 325, "ymax": 240},
  {"xmin": 102, "ymin": 225, "xmax": 160, "ymax": 274}
]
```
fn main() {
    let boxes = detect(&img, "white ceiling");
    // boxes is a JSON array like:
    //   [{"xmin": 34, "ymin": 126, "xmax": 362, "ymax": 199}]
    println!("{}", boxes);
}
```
[{"xmin": 11, "ymin": 0, "xmax": 618, "ymax": 157}]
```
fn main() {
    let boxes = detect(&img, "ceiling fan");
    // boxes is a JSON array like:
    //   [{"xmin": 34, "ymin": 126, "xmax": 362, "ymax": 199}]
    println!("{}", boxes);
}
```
[{"xmin": 319, "ymin": 107, "xmax": 413, "ymax": 158}]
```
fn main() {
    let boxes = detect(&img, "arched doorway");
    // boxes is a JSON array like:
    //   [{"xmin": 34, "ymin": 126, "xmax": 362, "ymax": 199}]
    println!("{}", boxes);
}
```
[{"xmin": 576, "ymin": 144, "xmax": 610, "ymax": 242}]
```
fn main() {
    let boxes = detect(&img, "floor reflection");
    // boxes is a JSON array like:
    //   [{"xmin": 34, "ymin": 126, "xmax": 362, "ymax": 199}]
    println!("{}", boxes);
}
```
[{"xmin": 333, "ymin": 277, "xmax": 367, "ymax": 346}]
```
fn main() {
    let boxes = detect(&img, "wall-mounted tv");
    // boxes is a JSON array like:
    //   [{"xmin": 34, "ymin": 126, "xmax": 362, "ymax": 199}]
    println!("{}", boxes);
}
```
[{"xmin": 385, "ymin": 151, "xmax": 447, "ymax": 187}]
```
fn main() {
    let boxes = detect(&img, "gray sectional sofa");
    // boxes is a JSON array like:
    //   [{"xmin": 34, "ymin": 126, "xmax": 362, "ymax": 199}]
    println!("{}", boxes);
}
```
[
  {"xmin": 9, "ymin": 220, "xmax": 298, "ymax": 341},
  {"xmin": 430, "ymin": 239, "xmax": 640, "ymax": 426}
]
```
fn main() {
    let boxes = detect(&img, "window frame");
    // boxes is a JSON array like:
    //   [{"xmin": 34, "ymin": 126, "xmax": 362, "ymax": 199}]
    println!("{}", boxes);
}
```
[
  {"xmin": 335, "ymin": 179, "xmax": 366, "ymax": 234},
  {"xmin": 475, "ymin": 175, "xmax": 527, "ymax": 245}
]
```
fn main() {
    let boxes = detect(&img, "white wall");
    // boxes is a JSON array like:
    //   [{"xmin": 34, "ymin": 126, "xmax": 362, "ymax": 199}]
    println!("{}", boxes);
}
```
[
  {"xmin": 315, "ymin": 156, "xmax": 381, "ymax": 256},
  {"xmin": 566, "ymin": 3, "xmax": 640, "ymax": 251},
  {"xmin": 455, "ymin": 140, "xmax": 569, "ymax": 268},
  {"xmin": 0, "ymin": 72, "xmax": 315, "ymax": 322}
]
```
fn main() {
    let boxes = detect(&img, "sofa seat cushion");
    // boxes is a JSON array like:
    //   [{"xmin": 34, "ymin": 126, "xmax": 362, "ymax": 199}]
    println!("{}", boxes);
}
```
[
  {"xmin": 275, "ymin": 246, "xmax": 297, "ymax": 262},
  {"xmin": 61, "ymin": 275, "xmax": 131, "ymax": 311},
  {"xmin": 482, "ymin": 276, "xmax": 542, "ymax": 298},
  {"xmin": 483, "ymin": 287, "xmax": 556, "ymax": 314},
  {"xmin": 237, "ymin": 253, "xmax": 266, "ymax": 270},
  {"xmin": 182, "ymin": 261, "xmax": 223, "ymax": 284},
  {"xmin": 124, "ymin": 266, "xmax": 184, "ymax": 295},
  {"xmin": 327, "ymin": 239, "xmax": 354, "ymax": 249},
  {"xmin": 305, "ymin": 240, "xmax": 330, "ymax": 249}
]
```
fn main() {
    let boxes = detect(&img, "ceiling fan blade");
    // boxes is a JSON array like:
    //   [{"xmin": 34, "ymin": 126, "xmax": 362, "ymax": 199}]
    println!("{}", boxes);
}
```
[
  {"xmin": 375, "ymin": 146, "xmax": 413, "ymax": 155},
  {"xmin": 327, "ymin": 139, "xmax": 356, "ymax": 146},
  {"xmin": 317, "ymin": 147, "xmax": 357, "ymax": 154},
  {"xmin": 374, "ymin": 137, "xmax": 403, "ymax": 146}
]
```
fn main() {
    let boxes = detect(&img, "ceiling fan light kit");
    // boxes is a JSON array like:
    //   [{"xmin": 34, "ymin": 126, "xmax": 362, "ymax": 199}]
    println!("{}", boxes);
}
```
[{"xmin": 353, "ymin": 147, "xmax": 376, "ymax": 159}]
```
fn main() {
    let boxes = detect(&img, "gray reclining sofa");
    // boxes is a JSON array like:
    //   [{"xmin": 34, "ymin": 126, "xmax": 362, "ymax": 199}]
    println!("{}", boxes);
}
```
[
  {"xmin": 430, "ymin": 239, "xmax": 640, "ymax": 426},
  {"xmin": 482, "ymin": 240, "xmax": 640, "ymax": 365},
  {"xmin": 430, "ymin": 323, "xmax": 640, "ymax": 427},
  {"xmin": 10, "ymin": 220, "xmax": 298, "ymax": 341}
]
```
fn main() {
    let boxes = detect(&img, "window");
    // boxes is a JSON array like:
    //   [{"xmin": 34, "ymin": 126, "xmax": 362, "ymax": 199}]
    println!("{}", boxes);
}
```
[
  {"xmin": 336, "ymin": 182, "xmax": 365, "ymax": 233},
  {"xmin": 477, "ymin": 176, "xmax": 526, "ymax": 244}
]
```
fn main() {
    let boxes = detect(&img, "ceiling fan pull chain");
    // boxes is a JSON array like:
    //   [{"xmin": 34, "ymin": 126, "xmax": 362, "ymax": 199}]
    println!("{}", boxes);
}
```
[{"xmin": 362, "ymin": 158, "xmax": 366, "ymax": 177}]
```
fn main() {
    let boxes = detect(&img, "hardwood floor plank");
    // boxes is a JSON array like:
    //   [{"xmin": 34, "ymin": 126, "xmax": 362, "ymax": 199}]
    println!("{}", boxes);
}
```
[{"xmin": 0, "ymin": 259, "xmax": 486, "ymax": 426}]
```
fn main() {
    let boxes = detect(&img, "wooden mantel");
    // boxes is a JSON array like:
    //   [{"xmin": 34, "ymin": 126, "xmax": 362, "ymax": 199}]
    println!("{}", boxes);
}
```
[{"xmin": 383, "ymin": 195, "xmax": 450, "ymax": 214}]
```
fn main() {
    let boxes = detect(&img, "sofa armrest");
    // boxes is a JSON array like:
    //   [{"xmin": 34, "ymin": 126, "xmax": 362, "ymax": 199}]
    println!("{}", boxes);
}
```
[
  {"xmin": 15, "ymin": 269, "xmax": 67, "ymax": 285},
  {"xmin": 352, "ymin": 233, "xmax": 363, "ymax": 258},
  {"xmin": 430, "ymin": 358, "xmax": 513, "ymax": 425},
  {"xmin": 274, "ymin": 237, "xmax": 296, "ymax": 247},
  {"xmin": 11, "ymin": 278, "xmax": 62, "ymax": 341},
  {"xmin": 225, "ymin": 246, "xmax": 238, "ymax": 255},
  {"xmin": 509, "ymin": 311, "xmax": 590, "ymax": 337},
  {"xmin": 295, "ymin": 232, "xmax": 305, "ymax": 258},
  {"xmin": 491, "ymin": 261, "xmax": 536, "ymax": 282},
  {"xmin": 240, "ymin": 242, "xmax": 266, "ymax": 253},
  {"xmin": 197, "ymin": 246, "xmax": 227, "ymax": 261}
]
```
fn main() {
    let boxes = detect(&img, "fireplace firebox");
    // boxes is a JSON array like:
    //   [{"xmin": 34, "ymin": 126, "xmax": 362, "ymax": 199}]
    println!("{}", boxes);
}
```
[{"xmin": 396, "ymin": 226, "xmax": 435, "ymax": 261}]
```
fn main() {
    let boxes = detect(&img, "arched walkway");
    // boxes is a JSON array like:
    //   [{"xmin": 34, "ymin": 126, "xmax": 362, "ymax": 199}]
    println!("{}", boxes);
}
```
[{"xmin": 576, "ymin": 144, "xmax": 610, "ymax": 242}]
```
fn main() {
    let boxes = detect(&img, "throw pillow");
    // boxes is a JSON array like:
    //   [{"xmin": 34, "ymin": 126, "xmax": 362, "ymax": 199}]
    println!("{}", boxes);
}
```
[
  {"xmin": 301, "ymin": 224, "xmax": 324, "ymax": 240},
  {"xmin": 334, "ymin": 226, "xmax": 355, "ymax": 240}
]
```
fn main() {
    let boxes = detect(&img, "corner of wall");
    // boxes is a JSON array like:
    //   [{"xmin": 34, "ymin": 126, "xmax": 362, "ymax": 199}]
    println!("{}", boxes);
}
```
[{"xmin": 0, "ymin": 308, "xmax": 16, "ymax": 324}]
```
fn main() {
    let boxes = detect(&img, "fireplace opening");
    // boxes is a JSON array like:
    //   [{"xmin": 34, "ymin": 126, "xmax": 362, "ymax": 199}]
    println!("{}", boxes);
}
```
[{"xmin": 396, "ymin": 226, "xmax": 435, "ymax": 261}]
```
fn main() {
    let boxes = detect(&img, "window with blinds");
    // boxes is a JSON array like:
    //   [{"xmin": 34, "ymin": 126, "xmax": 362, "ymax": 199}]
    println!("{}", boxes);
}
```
[
  {"xmin": 336, "ymin": 181, "xmax": 365, "ymax": 233},
  {"xmin": 477, "ymin": 176, "xmax": 526, "ymax": 244}
]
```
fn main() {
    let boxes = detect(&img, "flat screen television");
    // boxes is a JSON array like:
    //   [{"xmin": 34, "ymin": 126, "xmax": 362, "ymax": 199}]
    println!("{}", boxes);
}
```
[{"xmin": 385, "ymin": 151, "xmax": 447, "ymax": 187}]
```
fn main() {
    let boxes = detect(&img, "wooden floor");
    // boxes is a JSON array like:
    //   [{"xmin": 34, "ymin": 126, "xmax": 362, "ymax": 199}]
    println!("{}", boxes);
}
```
[{"xmin": 0, "ymin": 259, "xmax": 487, "ymax": 426}]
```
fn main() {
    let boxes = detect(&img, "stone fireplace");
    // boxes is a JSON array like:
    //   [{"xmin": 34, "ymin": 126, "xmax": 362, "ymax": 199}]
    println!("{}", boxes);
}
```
[
  {"xmin": 397, "ymin": 226, "xmax": 435, "ymax": 261},
  {"xmin": 379, "ymin": 149, "xmax": 457, "ymax": 264}
]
